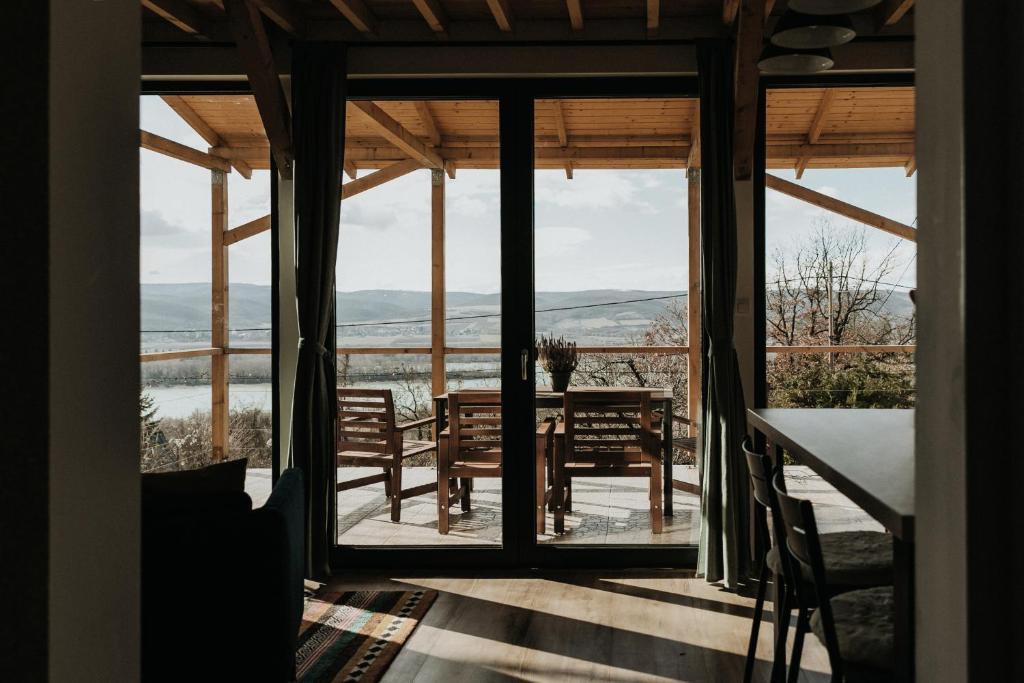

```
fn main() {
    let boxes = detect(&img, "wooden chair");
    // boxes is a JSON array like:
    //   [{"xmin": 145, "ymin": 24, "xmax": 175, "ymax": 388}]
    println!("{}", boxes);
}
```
[
  {"xmin": 437, "ymin": 391, "xmax": 556, "ymax": 535},
  {"xmin": 553, "ymin": 389, "xmax": 663, "ymax": 534},
  {"xmin": 336, "ymin": 388, "xmax": 437, "ymax": 523},
  {"xmin": 773, "ymin": 472, "xmax": 895, "ymax": 683}
]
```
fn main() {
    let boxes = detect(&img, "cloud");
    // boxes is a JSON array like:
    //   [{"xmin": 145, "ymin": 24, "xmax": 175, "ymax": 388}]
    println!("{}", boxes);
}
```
[
  {"xmin": 450, "ymin": 195, "xmax": 490, "ymax": 218},
  {"xmin": 141, "ymin": 209, "xmax": 186, "ymax": 238},
  {"xmin": 535, "ymin": 172, "xmax": 647, "ymax": 210},
  {"xmin": 536, "ymin": 225, "xmax": 592, "ymax": 255},
  {"xmin": 816, "ymin": 185, "xmax": 840, "ymax": 198}
]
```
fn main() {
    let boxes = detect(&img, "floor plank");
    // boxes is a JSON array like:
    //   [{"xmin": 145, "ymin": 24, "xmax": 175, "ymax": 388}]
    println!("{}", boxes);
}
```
[{"xmin": 321, "ymin": 570, "xmax": 834, "ymax": 682}]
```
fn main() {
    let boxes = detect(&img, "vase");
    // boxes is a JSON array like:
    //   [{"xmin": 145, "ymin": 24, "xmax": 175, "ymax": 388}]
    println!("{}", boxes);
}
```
[{"xmin": 551, "ymin": 370, "xmax": 572, "ymax": 393}]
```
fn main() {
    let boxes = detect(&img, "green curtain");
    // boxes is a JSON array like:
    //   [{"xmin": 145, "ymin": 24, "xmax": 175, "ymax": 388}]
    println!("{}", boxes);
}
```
[
  {"xmin": 291, "ymin": 43, "xmax": 347, "ymax": 581},
  {"xmin": 696, "ymin": 40, "xmax": 752, "ymax": 587}
]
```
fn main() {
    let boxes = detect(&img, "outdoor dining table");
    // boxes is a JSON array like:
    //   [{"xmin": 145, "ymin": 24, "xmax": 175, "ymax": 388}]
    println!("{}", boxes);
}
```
[
  {"xmin": 433, "ymin": 386, "xmax": 678, "ymax": 516},
  {"xmin": 747, "ymin": 408, "xmax": 915, "ymax": 682}
]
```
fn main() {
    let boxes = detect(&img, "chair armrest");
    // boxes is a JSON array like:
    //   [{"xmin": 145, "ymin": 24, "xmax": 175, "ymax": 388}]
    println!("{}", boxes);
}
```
[
  {"xmin": 536, "ymin": 419, "xmax": 556, "ymax": 437},
  {"xmin": 397, "ymin": 416, "xmax": 436, "ymax": 432},
  {"xmin": 554, "ymin": 422, "xmax": 565, "ymax": 436}
]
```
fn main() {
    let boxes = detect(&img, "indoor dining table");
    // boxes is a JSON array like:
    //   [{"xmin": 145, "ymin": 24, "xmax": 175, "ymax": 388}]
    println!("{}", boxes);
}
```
[
  {"xmin": 747, "ymin": 408, "xmax": 915, "ymax": 682},
  {"xmin": 434, "ymin": 386, "xmax": 678, "ymax": 515}
]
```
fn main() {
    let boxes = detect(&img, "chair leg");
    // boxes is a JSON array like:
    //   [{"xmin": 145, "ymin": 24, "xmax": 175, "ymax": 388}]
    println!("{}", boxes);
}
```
[
  {"xmin": 744, "ymin": 560, "xmax": 770, "ymax": 683},
  {"xmin": 771, "ymin": 580, "xmax": 793, "ymax": 683},
  {"xmin": 536, "ymin": 441, "xmax": 546, "ymax": 535},
  {"xmin": 383, "ymin": 467, "xmax": 393, "ymax": 499},
  {"xmin": 390, "ymin": 457, "xmax": 403, "ymax": 523},
  {"xmin": 438, "ymin": 452, "xmax": 449, "ymax": 535},
  {"xmin": 787, "ymin": 605, "xmax": 809, "ymax": 683},
  {"xmin": 553, "ymin": 441, "xmax": 566, "ymax": 534},
  {"xmin": 564, "ymin": 480, "xmax": 572, "ymax": 512},
  {"xmin": 649, "ymin": 457, "xmax": 663, "ymax": 534},
  {"xmin": 461, "ymin": 478, "xmax": 472, "ymax": 511}
]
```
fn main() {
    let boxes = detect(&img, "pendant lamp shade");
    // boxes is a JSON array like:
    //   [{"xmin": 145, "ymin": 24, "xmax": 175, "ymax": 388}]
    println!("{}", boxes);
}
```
[
  {"xmin": 757, "ymin": 45, "xmax": 834, "ymax": 74},
  {"xmin": 787, "ymin": 0, "xmax": 881, "ymax": 14},
  {"xmin": 771, "ymin": 12, "xmax": 855, "ymax": 49}
]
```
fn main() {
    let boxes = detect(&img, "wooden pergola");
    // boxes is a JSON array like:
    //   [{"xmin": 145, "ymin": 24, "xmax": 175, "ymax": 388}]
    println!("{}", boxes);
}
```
[{"xmin": 140, "ymin": 85, "xmax": 915, "ymax": 459}]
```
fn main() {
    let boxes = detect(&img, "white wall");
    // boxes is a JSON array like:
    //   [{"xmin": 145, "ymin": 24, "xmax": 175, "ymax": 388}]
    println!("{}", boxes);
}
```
[{"xmin": 48, "ymin": 1, "xmax": 140, "ymax": 680}]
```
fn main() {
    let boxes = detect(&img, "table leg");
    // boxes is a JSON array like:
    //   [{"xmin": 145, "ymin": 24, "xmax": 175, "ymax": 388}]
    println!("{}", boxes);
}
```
[
  {"xmin": 663, "ymin": 401, "xmax": 673, "ymax": 516},
  {"xmin": 894, "ymin": 536, "xmax": 915, "ymax": 682}
]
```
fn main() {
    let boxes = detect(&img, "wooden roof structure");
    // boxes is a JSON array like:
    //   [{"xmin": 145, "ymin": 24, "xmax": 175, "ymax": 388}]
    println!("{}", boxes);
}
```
[{"xmin": 163, "ymin": 86, "xmax": 915, "ymax": 178}]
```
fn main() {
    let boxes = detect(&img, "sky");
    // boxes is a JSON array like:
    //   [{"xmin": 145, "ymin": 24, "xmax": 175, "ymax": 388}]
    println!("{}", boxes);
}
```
[{"xmin": 140, "ymin": 95, "xmax": 917, "ymax": 293}]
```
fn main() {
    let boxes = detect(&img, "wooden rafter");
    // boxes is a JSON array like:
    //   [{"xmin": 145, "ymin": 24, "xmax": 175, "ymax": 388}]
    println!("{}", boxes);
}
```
[
  {"xmin": 876, "ymin": 0, "xmax": 914, "ymax": 27},
  {"xmin": 249, "ymin": 0, "xmax": 304, "ymax": 35},
  {"xmin": 327, "ymin": 0, "xmax": 377, "ymax": 33},
  {"xmin": 647, "ymin": 0, "xmax": 660, "ymax": 33},
  {"xmin": 688, "ymin": 104, "xmax": 701, "ymax": 168},
  {"xmin": 484, "ymin": 0, "xmax": 514, "ymax": 32},
  {"xmin": 768, "ymin": 141, "xmax": 915, "ymax": 161},
  {"xmin": 341, "ymin": 159, "xmax": 423, "ymax": 199},
  {"xmin": 160, "ymin": 95, "xmax": 253, "ymax": 178},
  {"xmin": 223, "ymin": 0, "xmax": 293, "ymax": 178},
  {"xmin": 551, "ymin": 100, "xmax": 574, "ymax": 179},
  {"xmin": 414, "ymin": 101, "xmax": 443, "ymax": 147},
  {"xmin": 344, "ymin": 159, "xmax": 358, "ymax": 180},
  {"xmin": 444, "ymin": 160, "xmax": 457, "ymax": 179},
  {"xmin": 351, "ymin": 101, "xmax": 444, "ymax": 168},
  {"xmin": 566, "ymin": 0, "xmax": 584, "ymax": 30},
  {"xmin": 733, "ymin": 0, "xmax": 767, "ymax": 180},
  {"xmin": 765, "ymin": 174, "xmax": 916, "ymax": 241},
  {"xmin": 722, "ymin": 0, "xmax": 740, "ymax": 25},
  {"xmin": 223, "ymin": 214, "xmax": 272, "ymax": 245},
  {"xmin": 795, "ymin": 88, "xmax": 836, "ymax": 179},
  {"xmin": 904, "ymin": 156, "xmax": 916, "ymax": 177},
  {"xmin": 140, "ymin": 130, "xmax": 233, "ymax": 172},
  {"xmin": 411, "ymin": 0, "xmax": 449, "ymax": 34},
  {"xmin": 142, "ymin": 0, "xmax": 207, "ymax": 35}
]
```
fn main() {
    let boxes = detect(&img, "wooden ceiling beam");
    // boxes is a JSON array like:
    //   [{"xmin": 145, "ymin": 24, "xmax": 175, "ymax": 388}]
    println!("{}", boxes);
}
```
[
  {"xmin": 722, "ymin": 0, "xmax": 740, "ymax": 25},
  {"xmin": 223, "ymin": 0, "xmax": 293, "ymax": 177},
  {"xmin": 765, "ymin": 174, "xmax": 916, "ymax": 241},
  {"xmin": 550, "ymin": 100, "xmax": 574, "ymax": 179},
  {"xmin": 352, "ymin": 101, "xmax": 444, "ymax": 168},
  {"xmin": 223, "ymin": 214, "xmax": 272, "ymax": 245},
  {"xmin": 142, "ymin": 0, "xmax": 208, "ymax": 36},
  {"xmin": 249, "ymin": 0, "xmax": 304, "ymax": 36},
  {"xmin": 876, "ymin": 0, "xmax": 914, "ymax": 27},
  {"xmin": 342, "ymin": 159, "xmax": 423, "ymax": 199},
  {"xmin": 904, "ymin": 156, "xmax": 916, "ymax": 177},
  {"xmin": 414, "ymin": 101, "xmax": 443, "ymax": 147},
  {"xmin": 768, "ymin": 142, "xmax": 915, "ymax": 160},
  {"xmin": 794, "ymin": 88, "xmax": 836, "ymax": 179},
  {"xmin": 688, "ymin": 107, "xmax": 701, "ymax": 168},
  {"xmin": 140, "ymin": 130, "xmax": 233, "ymax": 172},
  {"xmin": 484, "ymin": 0, "xmax": 515, "ymax": 32},
  {"xmin": 647, "ymin": 0, "xmax": 660, "ymax": 34},
  {"xmin": 566, "ymin": 0, "xmax": 584, "ymax": 30},
  {"xmin": 160, "ymin": 95, "xmax": 252, "ymax": 178},
  {"xmin": 327, "ymin": 0, "xmax": 377, "ymax": 34},
  {"xmin": 733, "ymin": 0, "xmax": 767, "ymax": 180},
  {"xmin": 411, "ymin": 0, "xmax": 449, "ymax": 35},
  {"xmin": 344, "ymin": 159, "xmax": 358, "ymax": 180}
]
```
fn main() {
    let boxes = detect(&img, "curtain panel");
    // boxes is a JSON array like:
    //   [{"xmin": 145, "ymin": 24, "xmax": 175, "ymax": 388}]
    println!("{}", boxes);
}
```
[
  {"xmin": 696, "ymin": 40, "xmax": 752, "ymax": 587},
  {"xmin": 291, "ymin": 43, "xmax": 347, "ymax": 581}
]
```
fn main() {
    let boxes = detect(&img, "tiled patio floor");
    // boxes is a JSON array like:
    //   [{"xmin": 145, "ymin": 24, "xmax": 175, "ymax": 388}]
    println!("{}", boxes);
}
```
[{"xmin": 244, "ymin": 465, "xmax": 881, "ymax": 547}]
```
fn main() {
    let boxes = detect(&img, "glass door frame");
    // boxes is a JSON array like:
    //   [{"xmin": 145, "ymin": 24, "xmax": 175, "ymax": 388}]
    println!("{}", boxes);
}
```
[{"xmin": 333, "ymin": 76, "xmax": 700, "ymax": 570}]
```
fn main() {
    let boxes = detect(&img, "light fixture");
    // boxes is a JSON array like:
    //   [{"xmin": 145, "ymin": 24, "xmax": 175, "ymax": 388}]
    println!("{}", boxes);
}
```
[
  {"xmin": 757, "ymin": 45, "xmax": 835, "ymax": 74},
  {"xmin": 787, "ymin": 0, "xmax": 881, "ymax": 14},
  {"xmin": 771, "ymin": 12, "xmax": 855, "ymax": 49}
]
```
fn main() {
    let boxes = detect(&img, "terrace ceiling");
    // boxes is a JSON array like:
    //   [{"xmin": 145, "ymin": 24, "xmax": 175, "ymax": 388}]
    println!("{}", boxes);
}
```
[{"xmin": 171, "ymin": 86, "xmax": 916, "ymax": 177}]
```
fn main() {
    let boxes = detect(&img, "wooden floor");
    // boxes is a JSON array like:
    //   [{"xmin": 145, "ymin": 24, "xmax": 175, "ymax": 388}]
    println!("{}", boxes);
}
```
[{"xmin": 324, "ymin": 569, "xmax": 834, "ymax": 682}]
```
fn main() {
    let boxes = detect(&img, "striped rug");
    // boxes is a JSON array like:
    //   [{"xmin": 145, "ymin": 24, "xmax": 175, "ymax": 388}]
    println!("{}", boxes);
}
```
[{"xmin": 296, "ymin": 589, "xmax": 437, "ymax": 683}]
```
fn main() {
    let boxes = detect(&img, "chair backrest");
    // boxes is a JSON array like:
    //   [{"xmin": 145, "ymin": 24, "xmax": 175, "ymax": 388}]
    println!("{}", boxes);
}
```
[
  {"xmin": 563, "ymin": 389, "xmax": 655, "ymax": 463},
  {"xmin": 742, "ymin": 438, "xmax": 790, "ymax": 553},
  {"xmin": 336, "ymin": 388, "xmax": 397, "ymax": 454},
  {"xmin": 448, "ymin": 391, "xmax": 503, "ymax": 464},
  {"xmin": 772, "ymin": 471, "xmax": 828, "ymax": 586}
]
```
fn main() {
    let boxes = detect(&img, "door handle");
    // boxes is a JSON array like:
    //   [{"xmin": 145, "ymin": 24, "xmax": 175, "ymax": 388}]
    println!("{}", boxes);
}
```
[{"xmin": 521, "ymin": 348, "xmax": 530, "ymax": 381}]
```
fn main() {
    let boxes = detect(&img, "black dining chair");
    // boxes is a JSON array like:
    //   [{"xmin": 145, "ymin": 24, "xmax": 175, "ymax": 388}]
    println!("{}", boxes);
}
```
[
  {"xmin": 773, "ymin": 472, "xmax": 896, "ymax": 683},
  {"xmin": 742, "ymin": 439, "xmax": 895, "ymax": 683}
]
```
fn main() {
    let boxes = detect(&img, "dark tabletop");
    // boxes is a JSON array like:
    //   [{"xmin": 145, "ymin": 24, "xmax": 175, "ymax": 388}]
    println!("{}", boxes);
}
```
[{"xmin": 747, "ymin": 408, "xmax": 915, "ymax": 541}]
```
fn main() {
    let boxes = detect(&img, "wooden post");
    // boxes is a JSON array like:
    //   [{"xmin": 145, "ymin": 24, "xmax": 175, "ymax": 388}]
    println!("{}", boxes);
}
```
[
  {"xmin": 431, "ymin": 169, "xmax": 446, "ymax": 426},
  {"xmin": 211, "ymin": 169, "xmax": 230, "ymax": 462},
  {"xmin": 687, "ymin": 167, "xmax": 701, "ymax": 439}
]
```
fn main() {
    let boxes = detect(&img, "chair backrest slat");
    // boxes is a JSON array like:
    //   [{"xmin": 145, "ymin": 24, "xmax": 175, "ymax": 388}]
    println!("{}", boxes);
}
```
[
  {"xmin": 337, "ymin": 388, "xmax": 396, "ymax": 454},
  {"xmin": 564, "ymin": 389, "xmax": 654, "ymax": 463},
  {"xmin": 448, "ymin": 391, "xmax": 503, "ymax": 463}
]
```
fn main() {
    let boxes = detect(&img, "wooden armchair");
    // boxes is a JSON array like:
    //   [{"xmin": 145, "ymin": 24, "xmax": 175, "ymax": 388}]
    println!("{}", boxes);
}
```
[
  {"xmin": 553, "ymin": 389, "xmax": 663, "ymax": 534},
  {"xmin": 437, "ymin": 391, "xmax": 556, "ymax": 535},
  {"xmin": 336, "ymin": 388, "xmax": 437, "ymax": 523}
]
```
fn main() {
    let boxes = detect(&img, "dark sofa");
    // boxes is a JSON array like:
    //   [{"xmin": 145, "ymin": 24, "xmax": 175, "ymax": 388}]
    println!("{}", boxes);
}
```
[{"xmin": 142, "ymin": 464, "xmax": 305, "ymax": 682}]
